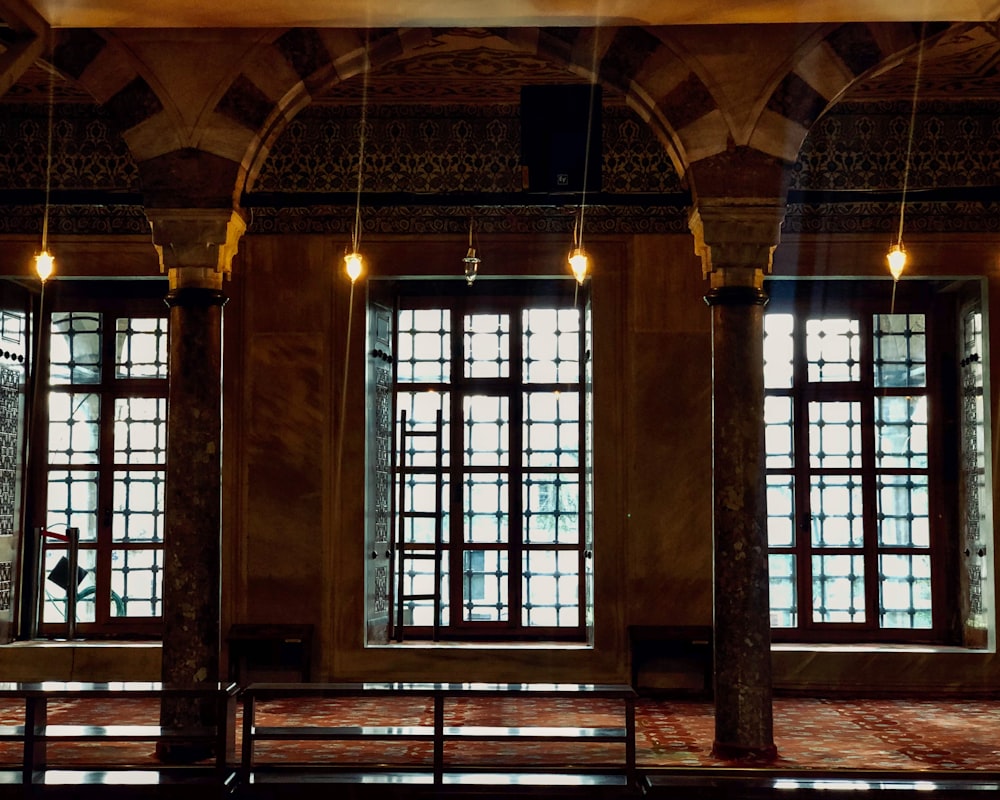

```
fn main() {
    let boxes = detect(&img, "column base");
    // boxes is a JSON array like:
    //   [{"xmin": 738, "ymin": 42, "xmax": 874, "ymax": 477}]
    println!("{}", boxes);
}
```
[{"xmin": 711, "ymin": 740, "xmax": 778, "ymax": 763}]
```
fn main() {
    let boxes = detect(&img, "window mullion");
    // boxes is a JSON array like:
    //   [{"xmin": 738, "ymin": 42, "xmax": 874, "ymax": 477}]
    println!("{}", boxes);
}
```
[
  {"xmin": 859, "ymin": 312, "xmax": 881, "ymax": 633},
  {"xmin": 791, "ymin": 313, "xmax": 814, "ymax": 634},
  {"xmin": 508, "ymin": 308, "xmax": 524, "ymax": 628},
  {"xmin": 94, "ymin": 319, "xmax": 116, "ymax": 629},
  {"xmin": 448, "ymin": 309, "xmax": 464, "ymax": 628}
]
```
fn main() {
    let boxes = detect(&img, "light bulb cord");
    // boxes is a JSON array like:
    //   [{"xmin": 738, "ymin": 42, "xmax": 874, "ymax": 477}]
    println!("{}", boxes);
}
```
[
  {"xmin": 896, "ymin": 25, "xmax": 926, "ymax": 248},
  {"xmin": 41, "ymin": 51, "xmax": 55, "ymax": 252},
  {"xmin": 351, "ymin": 36, "xmax": 370, "ymax": 255}
]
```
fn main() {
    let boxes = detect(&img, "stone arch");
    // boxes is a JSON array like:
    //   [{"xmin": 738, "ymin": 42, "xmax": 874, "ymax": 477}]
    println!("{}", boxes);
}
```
[
  {"xmin": 35, "ymin": 22, "xmax": 972, "ymax": 210},
  {"xmin": 750, "ymin": 21, "xmax": 957, "ymax": 164},
  {"xmin": 233, "ymin": 26, "xmax": 701, "ymax": 197}
]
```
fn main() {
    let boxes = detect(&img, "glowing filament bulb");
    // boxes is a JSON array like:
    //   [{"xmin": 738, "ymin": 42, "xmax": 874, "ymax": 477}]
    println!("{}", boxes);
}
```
[
  {"xmin": 344, "ymin": 251, "xmax": 364, "ymax": 283},
  {"xmin": 35, "ymin": 250, "xmax": 55, "ymax": 282},
  {"xmin": 886, "ymin": 243, "xmax": 907, "ymax": 280},
  {"xmin": 568, "ymin": 247, "xmax": 589, "ymax": 285}
]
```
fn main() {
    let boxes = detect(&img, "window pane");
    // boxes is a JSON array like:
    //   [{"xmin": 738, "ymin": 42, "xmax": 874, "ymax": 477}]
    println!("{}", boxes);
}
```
[
  {"xmin": 812, "ymin": 554, "xmax": 866, "ymax": 623},
  {"xmin": 523, "ymin": 308, "xmax": 580, "ymax": 384},
  {"xmin": 399, "ymin": 554, "xmax": 450, "ymax": 626},
  {"xmin": 46, "ymin": 470, "xmax": 99, "ymax": 542},
  {"xmin": 809, "ymin": 401, "xmax": 862, "ymax": 469},
  {"xmin": 523, "ymin": 550, "xmax": 579, "ymax": 627},
  {"xmin": 763, "ymin": 313, "xmax": 794, "ymax": 389},
  {"xmin": 876, "ymin": 396, "xmax": 928, "ymax": 469},
  {"xmin": 115, "ymin": 398, "xmax": 167, "ymax": 465},
  {"xmin": 810, "ymin": 474, "xmax": 864, "ymax": 548},
  {"xmin": 464, "ymin": 472, "xmax": 508, "ymax": 544},
  {"xmin": 397, "ymin": 391, "xmax": 450, "ymax": 469},
  {"xmin": 48, "ymin": 392, "xmax": 100, "ymax": 465},
  {"xmin": 464, "ymin": 313, "xmax": 510, "ymax": 378},
  {"xmin": 524, "ymin": 473, "xmax": 579, "ymax": 545},
  {"xmin": 880, "ymin": 554, "xmax": 932, "ymax": 629},
  {"xmin": 49, "ymin": 312, "xmax": 101, "ymax": 385},
  {"xmin": 115, "ymin": 317, "xmax": 168, "ymax": 379},
  {"xmin": 113, "ymin": 470, "xmax": 165, "ymax": 543},
  {"xmin": 878, "ymin": 474, "xmax": 930, "ymax": 548},
  {"xmin": 463, "ymin": 549, "xmax": 508, "ymax": 621},
  {"xmin": 41, "ymin": 547, "xmax": 97, "ymax": 624},
  {"xmin": 400, "ymin": 472, "xmax": 450, "ymax": 545},
  {"xmin": 874, "ymin": 314, "xmax": 926, "ymax": 388},
  {"xmin": 111, "ymin": 548, "xmax": 162, "ymax": 617},
  {"xmin": 397, "ymin": 309, "xmax": 450, "ymax": 383},
  {"xmin": 806, "ymin": 318, "xmax": 860, "ymax": 382},
  {"xmin": 764, "ymin": 395, "xmax": 793, "ymax": 468},
  {"xmin": 524, "ymin": 391, "xmax": 579, "ymax": 468},
  {"xmin": 768, "ymin": 553, "xmax": 797, "ymax": 627},
  {"xmin": 766, "ymin": 475, "xmax": 795, "ymax": 547},
  {"xmin": 464, "ymin": 396, "xmax": 509, "ymax": 466}
]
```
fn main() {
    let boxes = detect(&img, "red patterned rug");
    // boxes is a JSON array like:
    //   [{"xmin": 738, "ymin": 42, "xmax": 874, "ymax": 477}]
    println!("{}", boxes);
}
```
[{"xmin": 1, "ymin": 696, "xmax": 998, "ymax": 772}]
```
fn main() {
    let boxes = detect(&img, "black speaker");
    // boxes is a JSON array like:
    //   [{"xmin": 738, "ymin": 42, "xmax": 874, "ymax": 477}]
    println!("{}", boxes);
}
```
[{"xmin": 520, "ymin": 84, "xmax": 602, "ymax": 193}]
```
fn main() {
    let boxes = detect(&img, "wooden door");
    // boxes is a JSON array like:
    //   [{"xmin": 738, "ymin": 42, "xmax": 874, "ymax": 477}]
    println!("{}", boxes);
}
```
[
  {"xmin": 0, "ymin": 282, "xmax": 31, "ymax": 643},
  {"xmin": 365, "ymin": 301, "xmax": 394, "ymax": 643}
]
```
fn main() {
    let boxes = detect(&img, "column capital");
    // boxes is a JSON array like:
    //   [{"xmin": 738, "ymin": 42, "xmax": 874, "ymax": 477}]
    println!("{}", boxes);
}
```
[
  {"xmin": 147, "ymin": 208, "xmax": 246, "ymax": 284},
  {"xmin": 688, "ymin": 201, "xmax": 785, "ymax": 284}
]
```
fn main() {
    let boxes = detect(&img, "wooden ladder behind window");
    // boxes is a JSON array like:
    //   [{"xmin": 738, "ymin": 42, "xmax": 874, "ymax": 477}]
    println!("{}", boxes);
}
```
[{"xmin": 394, "ymin": 409, "xmax": 444, "ymax": 641}]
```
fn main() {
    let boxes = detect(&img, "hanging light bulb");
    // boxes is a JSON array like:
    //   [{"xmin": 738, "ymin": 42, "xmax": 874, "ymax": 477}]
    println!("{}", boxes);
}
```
[
  {"xmin": 568, "ymin": 209, "xmax": 590, "ymax": 285},
  {"xmin": 462, "ymin": 217, "xmax": 480, "ymax": 285},
  {"xmin": 568, "ymin": 247, "xmax": 589, "ymax": 285},
  {"xmin": 35, "ymin": 249, "xmax": 55, "ymax": 282},
  {"xmin": 886, "ymin": 242, "xmax": 907, "ymax": 281},
  {"xmin": 344, "ymin": 250, "xmax": 364, "ymax": 283}
]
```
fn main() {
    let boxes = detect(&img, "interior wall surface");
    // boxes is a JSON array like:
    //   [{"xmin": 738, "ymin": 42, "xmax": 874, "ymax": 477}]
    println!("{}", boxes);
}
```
[
  {"xmin": 225, "ymin": 233, "xmax": 648, "ymax": 683},
  {"xmin": 1, "ymin": 229, "xmax": 999, "ymax": 692}
]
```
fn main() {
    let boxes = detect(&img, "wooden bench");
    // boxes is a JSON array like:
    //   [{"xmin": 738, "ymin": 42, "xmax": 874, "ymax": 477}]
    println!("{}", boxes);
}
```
[
  {"xmin": 240, "ymin": 681, "xmax": 637, "ymax": 790},
  {"xmin": 0, "ymin": 681, "xmax": 238, "ymax": 789}
]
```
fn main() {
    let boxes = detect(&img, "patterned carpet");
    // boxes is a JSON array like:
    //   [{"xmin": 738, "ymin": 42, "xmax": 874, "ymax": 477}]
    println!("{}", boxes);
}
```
[{"xmin": 2, "ymin": 696, "xmax": 999, "ymax": 772}]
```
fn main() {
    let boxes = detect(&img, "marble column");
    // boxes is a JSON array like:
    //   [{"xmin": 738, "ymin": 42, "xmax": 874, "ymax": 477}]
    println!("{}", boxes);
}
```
[
  {"xmin": 690, "ymin": 203, "xmax": 782, "ymax": 761},
  {"xmin": 147, "ymin": 209, "xmax": 245, "ymax": 761}
]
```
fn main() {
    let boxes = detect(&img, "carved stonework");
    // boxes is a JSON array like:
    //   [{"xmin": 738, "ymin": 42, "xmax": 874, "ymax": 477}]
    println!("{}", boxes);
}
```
[
  {"xmin": 0, "ymin": 103, "xmax": 139, "ymax": 191},
  {"xmin": 0, "ymin": 561, "xmax": 11, "ymax": 612},
  {"xmin": 254, "ymin": 103, "xmax": 679, "ymax": 195},
  {"xmin": 689, "ymin": 204, "xmax": 785, "ymax": 279},
  {"xmin": 0, "ymin": 366, "xmax": 20, "ymax": 538},
  {"xmin": 148, "ymin": 209, "xmax": 248, "ymax": 279},
  {"xmin": 3, "ymin": 93, "xmax": 1000, "ymax": 235},
  {"xmin": 791, "ymin": 100, "xmax": 1000, "ymax": 192}
]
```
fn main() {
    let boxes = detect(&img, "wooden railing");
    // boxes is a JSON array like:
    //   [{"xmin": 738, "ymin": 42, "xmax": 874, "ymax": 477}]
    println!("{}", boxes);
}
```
[
  {"xmin": 0, "ymin": 680, "xmax": 638, "ymax": 792},
  {"xmin": 0, "ymin": 681, "xmax": 238, "ymax": 788},
  {"xmin": 241, "ymin": 681, "xmax": 637, "ymax": 789}
]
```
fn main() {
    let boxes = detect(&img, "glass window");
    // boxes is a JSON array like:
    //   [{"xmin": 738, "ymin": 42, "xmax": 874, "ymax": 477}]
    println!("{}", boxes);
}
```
[
  {"xmin": 392, "ymin": 285, "xmax": 589, "ymax": 641},
  {"xmin": 38, "ymin": 288, "xmax": 168, "ymax": 636},
  {"xmin": 764, "ymin": 283, "xmax": 950, "ymax": 642}
]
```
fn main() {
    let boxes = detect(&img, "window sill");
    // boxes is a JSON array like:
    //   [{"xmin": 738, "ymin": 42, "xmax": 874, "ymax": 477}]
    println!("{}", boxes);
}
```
[
  {"xmin": 0, "ymin": 640, "xmax": 162, "ymax": 682},
  {"xmin": 772, "ymin": 642, "xmax": 990, "ymax": 654},
  {"xmin": 368, "ymin": 641, "xmax": 592, "ymax": 650}
]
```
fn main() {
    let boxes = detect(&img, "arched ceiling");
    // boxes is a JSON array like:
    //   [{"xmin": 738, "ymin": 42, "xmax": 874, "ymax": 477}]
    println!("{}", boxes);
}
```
[
  {"xmin": 6, "ymin": 23, "xmax": 1000, "ymax": 105},
  {"xmin": 17, "ymin": 0, "xmax": 1000, "ymax": 28}
]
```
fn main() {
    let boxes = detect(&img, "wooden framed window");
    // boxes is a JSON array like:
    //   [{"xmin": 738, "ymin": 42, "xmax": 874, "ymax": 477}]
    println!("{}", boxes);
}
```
[
  {"xmin": 388, "ymin": 280, "xmax": 591, "ymax": 641},
  {"xmin": 763, "ymin": 279, "xmax": 965, "ymax": 644},
  {"xmin": 34, "ymin": 282, "xmax": 168, "ymax": 638}
]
